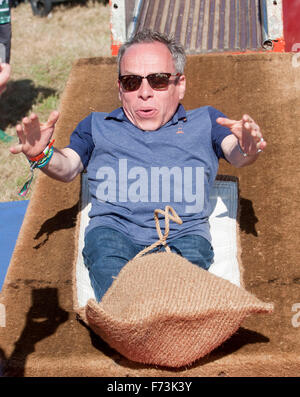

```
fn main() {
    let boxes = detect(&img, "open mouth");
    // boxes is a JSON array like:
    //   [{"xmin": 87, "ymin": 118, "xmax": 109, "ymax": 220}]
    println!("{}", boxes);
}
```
[{"xmin": 137, "ymin": 108, "xmax": 157, "ymax": 118}]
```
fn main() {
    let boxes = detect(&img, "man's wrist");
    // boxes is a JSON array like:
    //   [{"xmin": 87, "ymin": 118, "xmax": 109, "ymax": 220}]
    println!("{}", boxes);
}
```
[
  {"xmin": 237, "ymin": 139, "xmax": 263, "ymax": 157},
  {"xmin": 27, "ymin": 139, "xmax": 55, "ymax": 162}
]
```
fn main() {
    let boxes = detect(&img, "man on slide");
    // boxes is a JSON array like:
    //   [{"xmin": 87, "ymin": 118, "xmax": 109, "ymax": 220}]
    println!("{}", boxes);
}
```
[{"xmin": 10, "ymin": 29, "xmax": 266, "ymax": 302}]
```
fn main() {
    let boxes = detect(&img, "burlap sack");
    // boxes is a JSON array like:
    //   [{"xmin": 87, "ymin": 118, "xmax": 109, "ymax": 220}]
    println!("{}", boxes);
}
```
[{"xmin": 82, "ymin": 206, "xmax": 273, "ymax": 368}]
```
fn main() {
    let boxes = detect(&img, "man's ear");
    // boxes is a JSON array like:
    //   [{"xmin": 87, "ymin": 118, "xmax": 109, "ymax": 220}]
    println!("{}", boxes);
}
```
[{"xmin": 178, "ymin": 74, "xmax": 186, "ymax": 101}]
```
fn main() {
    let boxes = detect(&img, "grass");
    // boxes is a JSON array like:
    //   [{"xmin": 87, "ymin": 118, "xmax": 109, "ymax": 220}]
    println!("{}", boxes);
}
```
[{"xmin": 0, "ymin": 0, "xmax": 111, "ymax": 201}]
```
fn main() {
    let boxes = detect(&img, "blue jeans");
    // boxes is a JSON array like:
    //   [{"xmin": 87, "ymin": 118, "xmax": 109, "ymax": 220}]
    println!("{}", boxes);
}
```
[{"xmin": 83, "ymin": 227, "xmax": 214, "ymax": 302}]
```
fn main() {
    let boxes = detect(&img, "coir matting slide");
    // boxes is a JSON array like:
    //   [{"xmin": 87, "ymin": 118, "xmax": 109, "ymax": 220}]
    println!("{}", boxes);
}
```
[{"xmin": 0, "ymin": 53, "xmax": 299, "ymax": 376}]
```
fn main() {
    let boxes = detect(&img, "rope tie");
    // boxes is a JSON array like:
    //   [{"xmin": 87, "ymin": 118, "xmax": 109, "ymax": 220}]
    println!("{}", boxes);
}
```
[{"xmin": 134, "ymin": 206, "xmax": 183, "ymax": 259}]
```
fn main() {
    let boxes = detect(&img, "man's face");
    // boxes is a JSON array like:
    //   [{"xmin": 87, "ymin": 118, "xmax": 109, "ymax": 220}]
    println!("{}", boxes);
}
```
[{"xmin": 118, "ymin": 42, "xmax": 186, "ymax": 131}]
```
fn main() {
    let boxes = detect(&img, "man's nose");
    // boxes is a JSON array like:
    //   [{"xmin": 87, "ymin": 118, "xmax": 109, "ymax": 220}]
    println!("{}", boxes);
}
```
[{"xmin": 137, "ymin": 78, "xmax": 154, "ymax": 99}]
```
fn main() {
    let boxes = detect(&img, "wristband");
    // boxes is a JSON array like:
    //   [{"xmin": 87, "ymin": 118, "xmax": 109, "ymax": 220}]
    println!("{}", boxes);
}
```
[
  {"xmin": 18, "ymin": 141, "xmax": 55, "ymax": 197},
  {"xmin": 237, "ymin": 138, "xmax": 264, "ymax": 157},
  {"xmin": 29, "ymin": 146, "xmax": 54, "ymax": 169},
  {"xmin": 28, "ymin": 139, "xmax": 55, "ymax": 162}
]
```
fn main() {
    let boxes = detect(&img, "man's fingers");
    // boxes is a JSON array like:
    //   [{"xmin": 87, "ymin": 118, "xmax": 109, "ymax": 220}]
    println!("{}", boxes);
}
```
[
  {"xmin": 242, "ymin": 114, "xmax": 252, "ymax": 123},
  {"xmin": 9, "ymin": 143, "xmax": 23, "ymax": 155},
  {"xmin": 16, "ymin": 123, "xmax": 26, "ymax": 142},
  {"xmin": 242, "ymin": 114, "xmax": 258, "ymax": 129},
  {"xmin": 45, "ymin": 110, "xmax": 59, "ymax": 127},
  {"xmin": 216, "ymin": 117, "xmax": 237, "ymax": 127},
  {"xmin": 22, "ymin": 111, "xmax": 58, "ymax": 130},
  {"xmin": 22, "ymin": 115, "xmax": 41, "ymax": 143},
  {"xmin": 9, "ymin": 111, "xmax": 59, "ymax": 159},
  {"xmin": 242, "ymin": 115, "xmax": 263, "ymax": 141},
  {"xmin": 245, "ymin": 121, "xmax": 259, "ymax": 136},
  {"xmin": 29, "ymin": 112, "xmax": 39, "ymax": 122},
  {"xmin": 244, "ymin": 121, "xmax": 251, "ymax": 130},
  {"xmin": 218, "ymin": 114, "xmax": 266, "ymax": 155},
  {"xmin": 23, "ymin": 113, "xmax": 39, "ymax": 128},
  {"xmin": 258, "ymin": 138, "xmax": 267, "ymax": 151},
  {"xmin": 243, "ymin": 114, "xmax": 256, "ymax": 129}
]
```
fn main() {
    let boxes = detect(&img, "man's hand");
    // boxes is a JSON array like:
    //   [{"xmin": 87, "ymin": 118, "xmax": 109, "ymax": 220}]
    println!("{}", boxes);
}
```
[
  {"xmin": 10, "ymin": 111, "xmax": 59, "ymax": 159},
  {"xmin": 0, "ymin": 62, "xmax": 11, "ymax": 95},
  {"xmin": 10, "ymin": 110, "xmax": 83, "ymax": 183},
  {"xmin": 217, "ymin": 114, "xmax": 266, "ymax": 155}
]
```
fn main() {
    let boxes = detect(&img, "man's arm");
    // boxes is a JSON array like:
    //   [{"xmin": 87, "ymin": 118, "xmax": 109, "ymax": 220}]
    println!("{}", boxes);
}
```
[
  {"xmin": 39, "ymin": 147, "xmax": 84, "ymax": 182},
  {"xmin": 9, "ymin": 111, "xmax": 84, "ymax": 182},
  {"xmin": 217, "ymin": 114, "xmax": 266, "ymax": 167}
]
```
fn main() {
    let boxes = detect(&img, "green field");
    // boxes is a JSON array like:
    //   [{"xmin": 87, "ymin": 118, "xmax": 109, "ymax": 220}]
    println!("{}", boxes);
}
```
[{"xmin": 0, "ymin": 1, "xmax": 111, "ymax": 201}]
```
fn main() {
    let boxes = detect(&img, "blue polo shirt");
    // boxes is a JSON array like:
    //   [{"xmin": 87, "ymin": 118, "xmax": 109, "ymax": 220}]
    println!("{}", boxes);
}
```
[{"xmin": 67, "ymin": 105, "xmax": 232, "ymax": 244}]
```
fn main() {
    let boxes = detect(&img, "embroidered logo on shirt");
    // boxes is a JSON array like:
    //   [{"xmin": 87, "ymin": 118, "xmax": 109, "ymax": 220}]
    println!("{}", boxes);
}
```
[{"xmin": 176, "ymin": 119, "xmax": 186, "ymax": 134}]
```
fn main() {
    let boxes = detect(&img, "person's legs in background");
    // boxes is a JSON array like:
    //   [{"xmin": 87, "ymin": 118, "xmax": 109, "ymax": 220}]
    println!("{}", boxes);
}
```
[{"xmin": 0, "ymin": 22, "xmax": 11, "ymax": 63}]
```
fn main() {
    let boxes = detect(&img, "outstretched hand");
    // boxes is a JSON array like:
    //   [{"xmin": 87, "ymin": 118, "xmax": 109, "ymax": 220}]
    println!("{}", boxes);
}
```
[
  {"xmin": 217, "ymin": 114, "xmax": 266, "ymax": 156},
  {"xmin": 10, "ymin": 111, "xmax": 59, "ymax": 159}
]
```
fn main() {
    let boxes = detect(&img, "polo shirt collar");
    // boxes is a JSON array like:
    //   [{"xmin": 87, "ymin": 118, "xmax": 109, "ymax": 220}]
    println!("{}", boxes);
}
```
[
  {"xmin": 105, "ymin": 104, "xmax": 187, "ymax": 125},
  {"xmin": 172, "ymin": 104, "xmax": 187, "ymax": 124}
]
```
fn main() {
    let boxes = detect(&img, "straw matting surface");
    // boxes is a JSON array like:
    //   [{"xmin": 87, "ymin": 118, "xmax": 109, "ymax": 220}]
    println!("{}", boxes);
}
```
[{"xmin": 0, "ymin": 53, "xmax": 299, "ymax": 377}]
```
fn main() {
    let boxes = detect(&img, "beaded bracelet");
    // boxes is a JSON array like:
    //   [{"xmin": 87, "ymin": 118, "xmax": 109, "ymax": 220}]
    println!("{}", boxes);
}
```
[{"xmin": 18, "ymin": 141, "xmax": 55, "ymax": 197}]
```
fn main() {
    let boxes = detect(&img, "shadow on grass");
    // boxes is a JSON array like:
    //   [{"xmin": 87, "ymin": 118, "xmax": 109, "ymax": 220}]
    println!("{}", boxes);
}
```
[
  {"xmin": 60, "ymin": 0, "xmax": 110, "ymax": 8},
  {"xmin": 0, "ymin": 79, "xmax": 57, "ymax": 130}
]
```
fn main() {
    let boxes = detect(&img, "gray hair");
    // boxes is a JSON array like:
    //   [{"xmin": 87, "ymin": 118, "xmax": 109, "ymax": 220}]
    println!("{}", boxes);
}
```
[{"xmin": 117, "ymin": 29, "xmax": 186, "ymax": 75}]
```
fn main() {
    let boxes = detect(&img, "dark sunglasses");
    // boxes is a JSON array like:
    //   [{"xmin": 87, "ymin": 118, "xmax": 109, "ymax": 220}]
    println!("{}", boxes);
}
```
[{"xmin": 119, "ymin": 72, "xmax": 181, "ymax": 92}]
